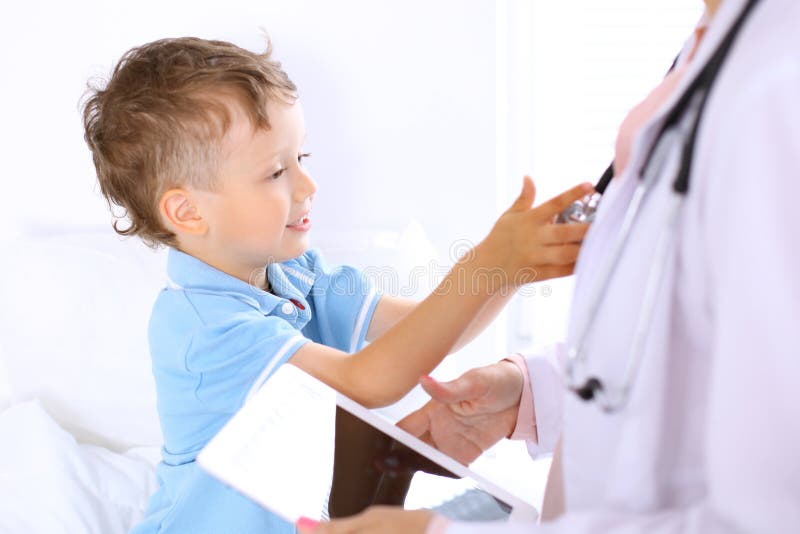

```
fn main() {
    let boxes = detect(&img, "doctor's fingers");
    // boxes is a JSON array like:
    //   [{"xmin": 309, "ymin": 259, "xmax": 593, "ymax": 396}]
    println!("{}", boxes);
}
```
[
  {"xmin": 398, "ymin": 400, "xmax": 491, "ymax": 463},
  {"xmin": 426, "ymin": 422, "xmax": 486, "ymax": 464},
  {"xmin": 396, "ymin": 402, "xmax": 432, "ymax": 437},
  {"xmin": 419, "ymin": 372, "xmax": 489, "ymax": 406},
  {"xmin": 415, "ymin": 428, "xmax": 482, "ymax": 465},
  {"xmin": 439, "ymin": 435, "xmax": 485, "ymax": 464},
  {"xmin": 433, "ymin": 408, "xmax": 507, "ymax": 447},
  {"xmin": 528, "ymin": 182, "xmax": 594, "ymax": 223}
]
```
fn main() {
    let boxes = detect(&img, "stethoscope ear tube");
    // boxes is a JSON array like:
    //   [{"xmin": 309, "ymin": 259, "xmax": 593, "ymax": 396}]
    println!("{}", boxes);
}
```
[{"xmin": 594, "ymin": 165, "xmax": 614, "ymax": 196}]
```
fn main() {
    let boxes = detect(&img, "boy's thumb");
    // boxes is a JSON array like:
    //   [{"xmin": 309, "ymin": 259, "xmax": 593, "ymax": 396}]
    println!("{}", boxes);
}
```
[{"xmin": 508, "ymin": 176, "xmax": 536, "ymax": 212}]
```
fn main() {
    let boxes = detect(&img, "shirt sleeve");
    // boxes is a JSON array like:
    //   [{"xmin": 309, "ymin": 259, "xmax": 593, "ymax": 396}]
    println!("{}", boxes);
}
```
[
  {"xmin": 303, "ymin": 249, "xmax": 381, "ymax": 353},
  {"xmin": 442, "ymin": 35, "xmax": 800, "ymax": 534},
  {"xmin": 186, "ymin": 313, "xmax": 309, "ymax": 412}
]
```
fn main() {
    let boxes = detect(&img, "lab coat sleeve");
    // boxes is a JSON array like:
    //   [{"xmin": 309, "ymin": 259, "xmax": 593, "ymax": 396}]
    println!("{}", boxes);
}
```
[
  {"xmin": 442, "ymin": 47, "xmax": 800, "ymax": 534},
  {"xmin": 524, "ymin": 343, "xmax": 566, "ymax": 458}
]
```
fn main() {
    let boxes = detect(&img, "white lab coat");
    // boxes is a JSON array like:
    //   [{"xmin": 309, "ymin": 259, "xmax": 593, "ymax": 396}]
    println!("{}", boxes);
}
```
[{"xmin": 448, "ymin": 0, "xmax": 800, "ymax": 532}]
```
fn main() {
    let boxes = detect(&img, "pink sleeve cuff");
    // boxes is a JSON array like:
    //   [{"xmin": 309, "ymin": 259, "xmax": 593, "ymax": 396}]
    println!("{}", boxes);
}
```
[
  {"xmin": 424, "ymin": 514, "xmax": 450, "ymax": 534},
  {"xmin": 503, "ymin": 353, "xmax": 537, "ymax": 442}
]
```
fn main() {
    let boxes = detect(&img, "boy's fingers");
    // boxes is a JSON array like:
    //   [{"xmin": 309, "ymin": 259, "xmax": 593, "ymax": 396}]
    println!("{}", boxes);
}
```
[
  {"xmin": 531, "ymin": 263, "xmax": 575, "ymax": 282},
  {"xmin": 539, "ymin": 243, "xmax": 583, "ymax": 266},
  {"xmin": 417, "ymin": 430, "xmax": 435, "ymax": 448},
  {"xmin": 531, "ymin": 183, "xmax": 594, "ymax": 222},
  {"xmin": 541, "ymin": 222, "xmax": 591, "ymax": 244},
  {"xmin": 507, "ymin": 176, "xmax": 536, "ymax": 213}
]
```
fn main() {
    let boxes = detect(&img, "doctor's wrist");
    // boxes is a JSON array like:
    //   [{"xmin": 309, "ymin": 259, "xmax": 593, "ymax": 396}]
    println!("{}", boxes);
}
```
[{"xmin": 501, "ymin": 354, "xmax": 537, "ymax": 441}]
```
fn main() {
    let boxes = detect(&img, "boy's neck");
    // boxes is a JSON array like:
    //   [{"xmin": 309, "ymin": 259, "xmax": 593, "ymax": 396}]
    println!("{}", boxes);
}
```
[{"xmin": 176, "ymin": 243, "xmax": 272, "ymax": 293}]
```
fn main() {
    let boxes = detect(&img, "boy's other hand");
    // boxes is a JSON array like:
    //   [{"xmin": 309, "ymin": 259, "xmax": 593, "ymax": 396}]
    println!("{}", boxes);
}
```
[{"xmin": 476, "ymin": 177, "xmax": 593, "ymax": 289}]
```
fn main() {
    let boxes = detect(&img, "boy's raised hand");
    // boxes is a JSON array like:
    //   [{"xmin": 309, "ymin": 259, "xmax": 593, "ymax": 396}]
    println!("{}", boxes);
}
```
[{"xmin": 475, "ymin": 177, "xmax": 594, "ymax": 288}]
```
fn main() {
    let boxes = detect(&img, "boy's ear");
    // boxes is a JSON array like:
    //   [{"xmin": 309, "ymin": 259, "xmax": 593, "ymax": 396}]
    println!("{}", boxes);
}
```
[{"xmin": 159, "ymin": 188, "xmax": 208, "ymax": 236}]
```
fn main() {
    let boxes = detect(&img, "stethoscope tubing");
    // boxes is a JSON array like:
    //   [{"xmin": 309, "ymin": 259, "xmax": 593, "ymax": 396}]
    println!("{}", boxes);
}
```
[
  {"xmin": 565, "ymin": 0, "xmax": 761, "ymax": 411},
  {"xmin": 566, "ymin": 157, "xmax": 682, "ymax": 412}
]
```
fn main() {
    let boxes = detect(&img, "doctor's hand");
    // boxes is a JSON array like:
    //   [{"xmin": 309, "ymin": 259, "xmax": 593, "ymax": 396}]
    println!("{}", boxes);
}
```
[
  {"xmin": 397, "ymin": 361, "xmax": 525, "ymax": 465},
  {"xmin": 296, "ymin": 507, "xmax": 434, "ymax": 534}
]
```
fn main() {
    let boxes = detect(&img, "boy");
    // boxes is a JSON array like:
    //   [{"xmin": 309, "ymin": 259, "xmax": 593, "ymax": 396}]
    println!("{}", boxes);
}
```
[{"xmin": 82, "ymin": 37, "xmax": 590, "ymax": 533}]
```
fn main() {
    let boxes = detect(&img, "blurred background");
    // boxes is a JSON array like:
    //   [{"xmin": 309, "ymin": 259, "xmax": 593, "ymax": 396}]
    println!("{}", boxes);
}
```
[
  {"xmin": 0, "ymin": 0, "xmax": 701, "ymax": 371},
  {"xmin": 0, "ymin": 0, "xmax": 702, "ymax": 526}
]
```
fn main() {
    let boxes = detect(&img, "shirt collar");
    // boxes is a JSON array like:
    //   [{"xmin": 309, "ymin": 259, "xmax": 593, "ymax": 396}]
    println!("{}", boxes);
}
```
[
  {"xmin": 166, "ymin": 248, "xmax": 316, "ymax": 315},
  {"xmin": 268, "ymin": 260, "xmax": 316, "ymax": 301}
]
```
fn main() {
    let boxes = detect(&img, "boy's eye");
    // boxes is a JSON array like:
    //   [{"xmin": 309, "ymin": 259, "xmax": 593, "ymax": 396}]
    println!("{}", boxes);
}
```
[
  {"xmin": 268, "ymin": 168, "xmax": 286, "ymax": 180},
  {"xmin": 265, "ymin": 153, "xmax": 310, "ymax": 180}
]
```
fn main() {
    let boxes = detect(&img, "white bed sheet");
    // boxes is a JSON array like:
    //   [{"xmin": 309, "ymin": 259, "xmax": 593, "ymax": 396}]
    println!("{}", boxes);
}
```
[{"xmin": 0, "ymin": 400, "xmax": 159, "ymax": 534}]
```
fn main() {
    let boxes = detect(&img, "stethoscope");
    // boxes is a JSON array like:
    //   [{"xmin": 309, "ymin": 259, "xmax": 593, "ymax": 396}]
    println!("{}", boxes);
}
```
[{"xmin": 565, "ymin": 0, "xmax": 760, "ymax": 413}]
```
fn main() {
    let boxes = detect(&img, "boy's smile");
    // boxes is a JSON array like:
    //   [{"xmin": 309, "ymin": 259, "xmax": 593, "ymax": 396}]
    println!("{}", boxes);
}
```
[
  {"xmin": 286, "ymin": 212, "xmax": 312, "ymax": 232},
  {"xmin": 185, "ymin": 98, "xmax": 317, "ymax": 289}
]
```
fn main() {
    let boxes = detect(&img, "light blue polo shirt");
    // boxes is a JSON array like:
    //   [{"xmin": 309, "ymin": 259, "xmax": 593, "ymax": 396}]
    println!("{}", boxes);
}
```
[{"xmin": 131, "ymin": 247, "xmax": 380, "ymax": 534}]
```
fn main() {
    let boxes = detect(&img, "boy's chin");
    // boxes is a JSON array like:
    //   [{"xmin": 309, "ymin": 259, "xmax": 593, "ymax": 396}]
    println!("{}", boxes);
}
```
[{"xmin": 268, "ymin": 242, "xmax": 310, "ymax": 263}]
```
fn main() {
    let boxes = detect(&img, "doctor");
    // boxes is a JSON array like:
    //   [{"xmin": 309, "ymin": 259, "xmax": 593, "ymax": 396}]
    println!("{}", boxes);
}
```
[{"xmin": 299, "ymin": 0, "xmax": 800, "ymax": 532}]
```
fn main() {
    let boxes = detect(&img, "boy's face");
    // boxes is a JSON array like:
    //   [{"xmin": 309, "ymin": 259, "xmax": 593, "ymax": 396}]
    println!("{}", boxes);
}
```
[{"xmin": 195, "ymin": 98, "xmax": 316, "ymax": 278}]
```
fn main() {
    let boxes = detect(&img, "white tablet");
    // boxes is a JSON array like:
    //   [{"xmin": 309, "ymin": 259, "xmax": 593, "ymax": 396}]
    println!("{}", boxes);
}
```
[{"xmin": 197, "ymin": 363, "xmax": 539, "ymax": 525}]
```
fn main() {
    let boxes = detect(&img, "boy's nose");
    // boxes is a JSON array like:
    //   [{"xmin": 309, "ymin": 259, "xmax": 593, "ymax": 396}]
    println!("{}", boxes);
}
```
[{"xmin": 294, "ymin": 168, "xmax": 317, "ymax": 201}]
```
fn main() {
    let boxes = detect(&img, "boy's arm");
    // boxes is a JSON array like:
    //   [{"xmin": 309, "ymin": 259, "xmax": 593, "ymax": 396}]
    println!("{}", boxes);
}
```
[
  {"xmin": 364, "ymin": 296, "xmax": 416, "ymax": 343},
  {"xmin": 367, "ymin": 291, "xmax": 566, "ymax": 354},
  {"xmin": 289, "ymin": 245, "xmax": 505, "ymax": 408},
  {"xmin": 289, "ymin": 179, "xmax": 592, "ymax": 408}
]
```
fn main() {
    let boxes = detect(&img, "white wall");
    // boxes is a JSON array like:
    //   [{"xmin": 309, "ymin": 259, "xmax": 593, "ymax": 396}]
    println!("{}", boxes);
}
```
[{"xmin": 0, "ymin": 0, "xmax": 500, "ymax": 245}]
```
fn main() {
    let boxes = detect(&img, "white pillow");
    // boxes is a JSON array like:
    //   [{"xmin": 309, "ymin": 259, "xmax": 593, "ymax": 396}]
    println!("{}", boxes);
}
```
[
  {"xmin": 0, "ymin": 400, "xmax": 158, "ymax": 534},
  {"xmin": 0, "ymin": 231, "xmax": 166, "ymax": 450}
]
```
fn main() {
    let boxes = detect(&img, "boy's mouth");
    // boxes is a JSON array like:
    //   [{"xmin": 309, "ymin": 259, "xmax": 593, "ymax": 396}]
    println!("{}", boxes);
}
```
[{"xmin": 286, "ymin": 214, "xmax": 311, "ymax": 231}]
